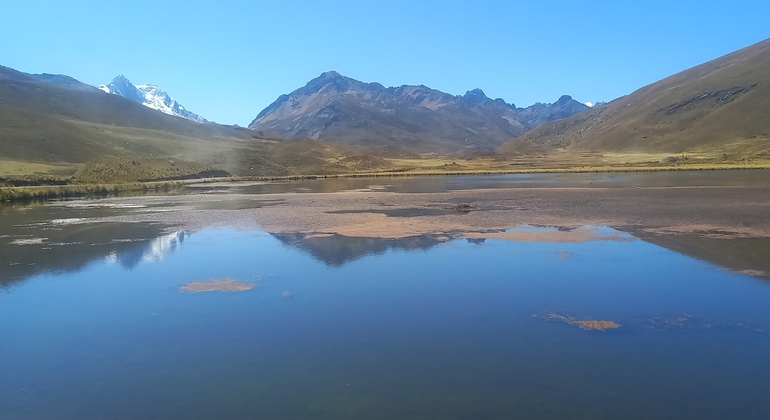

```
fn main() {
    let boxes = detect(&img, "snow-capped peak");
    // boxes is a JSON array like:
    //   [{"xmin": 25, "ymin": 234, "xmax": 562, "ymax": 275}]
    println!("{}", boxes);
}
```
[
  {"xmin": 584, "ymin": 101, "xmax": 607, "ymax": 108},
  {"xmin": 97, "ymin": 76, "xmax": 208, "ymax": 123}
]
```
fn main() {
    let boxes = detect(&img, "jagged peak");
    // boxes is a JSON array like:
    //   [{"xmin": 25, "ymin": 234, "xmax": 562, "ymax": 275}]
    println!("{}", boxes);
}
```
[
  {"xmin": 111, "ymin": 74, "xmax": 131, "ymax": 83},
  {"xmin": 494, "ymin": 97, "xmax": 516, "ymax": 109},
  {"xmin": 303, "ymin": 70, "xmax": 353, "ymax": 93},
  {"xmin": 319, "ymin": 70, "xmax": 342, "ymax": 79},
  {"xmin": 465, "ymin": 88, "xmax": 487, "ymax": 97},
  {"xmin": 463, "ymin": 88, "xmax": 490, "ymax": 105}
]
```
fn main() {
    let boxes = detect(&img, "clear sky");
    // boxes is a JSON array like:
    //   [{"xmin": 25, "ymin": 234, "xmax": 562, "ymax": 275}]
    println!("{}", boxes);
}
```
[{"xmin": 3, "ymin": 1, "xmax": 769, "ymax": 126}]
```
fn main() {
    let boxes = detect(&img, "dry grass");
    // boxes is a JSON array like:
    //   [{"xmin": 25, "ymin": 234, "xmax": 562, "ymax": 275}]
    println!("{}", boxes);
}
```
[
  {"xmin": 0, "ymin": 159, "xmax": 78, "ymax": 178},
  {"xmin": 0, "ymin": 181, "xmax": 187, "ymax": 202},
  {"xmin": 72, "ymin": 155, "xmax": 224, "ymax": 184},
  {"xmin": 351, "ymin": 154, "xmax": 770, "ymax": 177}
]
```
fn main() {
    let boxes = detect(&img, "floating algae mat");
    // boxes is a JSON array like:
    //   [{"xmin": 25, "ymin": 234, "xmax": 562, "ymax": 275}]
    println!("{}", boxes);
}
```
[{"xmin": 2, "ymin": 225, "xmax": 770, "ymax": 419}]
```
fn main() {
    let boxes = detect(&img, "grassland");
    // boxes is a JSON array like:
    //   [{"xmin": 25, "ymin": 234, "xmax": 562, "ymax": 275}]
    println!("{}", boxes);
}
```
[
  {"xmin": 4, "ymin": 147, "xmax": 770, "ymax": 202},
  {"xmin": 339, "ymin": 151, "xmax": 770, "ymax": 177}
]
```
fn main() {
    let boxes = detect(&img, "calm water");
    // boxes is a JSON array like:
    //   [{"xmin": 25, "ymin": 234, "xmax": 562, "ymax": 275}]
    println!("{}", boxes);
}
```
[
  {"xmin": 2, "ymin": 172, "xmax": 770, "ymax": 419},
  {"xmin": 197, "ymin": 168, "xmax": 770, "ymax": 195}
]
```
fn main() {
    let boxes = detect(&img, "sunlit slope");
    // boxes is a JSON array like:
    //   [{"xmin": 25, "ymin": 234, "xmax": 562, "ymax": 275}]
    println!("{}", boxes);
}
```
[
  {"xmin": 0, "ymin": 65, "xmax": 259, "ymax": 163},
  {"xmin": 0, "ymin": 66, "xmax": 373, "ymax": 181},
  {"xmin": 499, "ymin": 38, "xmax": 770, "ymax": 157}
]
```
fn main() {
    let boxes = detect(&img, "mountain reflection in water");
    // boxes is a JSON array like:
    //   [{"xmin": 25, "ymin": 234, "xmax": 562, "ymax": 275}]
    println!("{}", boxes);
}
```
[
  {"xmin": 1, "ymin": 223, "xmax": 188, "ymax": 287},
  {"xmin": 271, "ymin": 232, "xmax": 451, "ymax": 266},
  {"xmin": 2, "ymin": 225, "xmax": 770, "ymax": 419},
  {"xmin": 106, "ymin": 231, "xmax": 189, "ymax": 269},
  {"xmin": 4, "ymin": 222, "xmax": 769, "ymax": 287}
]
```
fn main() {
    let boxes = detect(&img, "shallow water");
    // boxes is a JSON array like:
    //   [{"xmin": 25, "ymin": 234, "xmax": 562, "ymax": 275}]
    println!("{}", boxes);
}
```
[{"xmin": 2, "ymin": 172, "xmax": 770, "ymax": 419}]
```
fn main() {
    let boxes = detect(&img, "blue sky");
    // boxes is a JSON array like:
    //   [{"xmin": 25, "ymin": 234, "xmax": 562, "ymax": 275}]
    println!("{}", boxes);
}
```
[{"xmin": 3, "ymin": 1, "xmax": 769, "ymax": 126}]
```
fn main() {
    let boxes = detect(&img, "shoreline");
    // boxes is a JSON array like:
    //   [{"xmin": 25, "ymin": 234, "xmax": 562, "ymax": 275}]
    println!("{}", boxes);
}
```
[
  {"xmin": 3, "ymin": 163, "xmax": 770, "ymax": 203},
  {"xmin": 4, "ymin": 175, "xmax": 770, "ymax": 281}
]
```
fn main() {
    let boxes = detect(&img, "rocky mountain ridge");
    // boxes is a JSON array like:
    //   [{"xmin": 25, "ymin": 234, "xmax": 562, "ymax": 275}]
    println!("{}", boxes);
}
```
[{"xmin": 249, "ymin": 71, "xmax": 589, "ymax": 153}]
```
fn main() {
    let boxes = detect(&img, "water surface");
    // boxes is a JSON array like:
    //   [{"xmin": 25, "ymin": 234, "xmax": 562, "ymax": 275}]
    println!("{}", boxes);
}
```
[
  {"xmin": 2, "ymin": 227, "xmax": 769, "ymax": 419},
  {"xmin": 2, "ymin": 172, "xmax": 770, "ymax": 419},
  {"xmin": 192, "ymin": 169, "xmax": 770, "ymax": 194}
]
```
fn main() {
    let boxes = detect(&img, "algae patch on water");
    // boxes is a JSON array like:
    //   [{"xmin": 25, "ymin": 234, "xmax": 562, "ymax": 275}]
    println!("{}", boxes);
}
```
[
  {"xmin": 540, "ymin": 312, "xmax": 621, "ymax": 331},
  {"xmin": 180, "ymin": 278, "xmax": 254, "ymax": 293}
]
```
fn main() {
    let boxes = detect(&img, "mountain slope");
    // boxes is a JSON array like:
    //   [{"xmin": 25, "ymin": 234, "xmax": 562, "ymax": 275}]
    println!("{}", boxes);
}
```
[
  {"xmin": 249, "ymin": 72, "xmax": 588, "ymax": 154},
  {"xmin": 0, "ymin": 65, "xmax": 372, "ymax": 183},
  {"xmin": 0, "ymin": 65, "xmax": 253, "ymax": 162},
  {"xmin": 498, "ymin": 38, "xmax": 770, "ymax": 157},
  {"xmin": 98, "ymin": 75, "xmax": 208, "ymax": 123}
]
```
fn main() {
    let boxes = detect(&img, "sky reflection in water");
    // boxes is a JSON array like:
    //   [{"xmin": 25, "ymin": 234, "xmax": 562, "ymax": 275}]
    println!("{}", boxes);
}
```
[{"xmin": 1, "ymin": 226, "xmax": 770, "ymax": 419}]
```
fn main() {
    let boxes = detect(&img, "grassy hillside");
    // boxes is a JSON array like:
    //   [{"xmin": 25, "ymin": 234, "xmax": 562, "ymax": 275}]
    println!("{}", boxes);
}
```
[
  {"xmin": 0, "ymin": 65, "xmax": 379, "ymax": 185},
  {"xmin": 498, "ymin": 38, "xmax": 770, "ymax": 159}
]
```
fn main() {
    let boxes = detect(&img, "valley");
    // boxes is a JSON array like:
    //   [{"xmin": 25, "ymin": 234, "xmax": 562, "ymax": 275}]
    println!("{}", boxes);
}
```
[
  {"xmin": 2, "ymin": 38, "xmax": 770, "ymax": 201},
  {"xmin": 5, "ymin": 3, "xmax": 770, "ymax": 418}
]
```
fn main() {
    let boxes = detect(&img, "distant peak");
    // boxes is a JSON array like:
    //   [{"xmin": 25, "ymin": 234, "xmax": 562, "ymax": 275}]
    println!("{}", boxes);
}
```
[
  {"xmin": 304, "ymin": 70, "xmax": 352, "ymax": 92},
  {"xmin": 557, "ymin": 94, "xmax": 574, "ymax": 104},
  {"xmin": 314, "ymin": 71, "xmax": 348, "ymax": 84},
  {"xmin": 320, "ymin": 70, "xmax": 342, "ymax": 78},
  {"xmin": 109, "ymin": 74, "xmax": 135, "ymax": 87},
  {"xmin": 463, "ymin": 88, "xmax": 489, "ymax": 105}
]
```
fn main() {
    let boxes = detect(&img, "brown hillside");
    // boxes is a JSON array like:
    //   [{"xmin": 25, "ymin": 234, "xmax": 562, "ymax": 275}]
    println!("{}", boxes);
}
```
[
  {"xmin": 499, "ymin": 38, "xmax": 770, "ymax": 157},
  {"xmin": 0, "ymin": 66, "xmax": 366, "ymax": 182}
]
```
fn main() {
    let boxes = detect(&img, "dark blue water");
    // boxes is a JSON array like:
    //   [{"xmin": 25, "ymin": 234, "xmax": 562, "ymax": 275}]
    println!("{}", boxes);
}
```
[{"xmin": 2, "ymin": 227, "xmax": 769, "ymax": 419}]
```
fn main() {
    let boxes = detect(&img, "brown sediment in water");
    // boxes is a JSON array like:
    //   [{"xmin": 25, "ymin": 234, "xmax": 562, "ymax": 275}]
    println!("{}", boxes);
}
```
[
  {"xmin": 74, "ymin": 184, "xmax": 770, "ymax": 242},
  {"xmin": 60, "ymin": 180, "xmax": 770, "ymax": 277},
  {"xmin": 180, "ymin": 278, "xmax": 254, "ymax": 293},
  {"xmin": 465, "ymin": 226, "xmax": 635, "ymax": 243},
  {"xmin": 541, "ymin": 312, "xmax": 621, "ymax": 331}
]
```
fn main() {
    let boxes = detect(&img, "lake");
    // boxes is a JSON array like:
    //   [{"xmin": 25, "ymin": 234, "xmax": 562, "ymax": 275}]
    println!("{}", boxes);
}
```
[{"xmin": 2, "ymin": 171, "xmax": 770, "ymax": 419}]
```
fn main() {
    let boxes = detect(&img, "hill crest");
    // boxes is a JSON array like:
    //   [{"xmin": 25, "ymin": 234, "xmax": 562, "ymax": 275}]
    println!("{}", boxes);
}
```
[{"xmin": 499, "ymin": 38, "xmax": 770, "ymax": 157}]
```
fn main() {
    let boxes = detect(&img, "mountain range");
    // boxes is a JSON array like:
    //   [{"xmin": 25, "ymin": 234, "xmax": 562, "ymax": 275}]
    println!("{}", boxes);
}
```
[
  {"xmin": 0, "ymin": 65, "xmax": 367, "ymax": 184},
  {"xmin": 97, "ymin": 75, "xmax": 208, "ymax": 123},
  {"xmin": 2, "ymin": 37, "xmax": 769, "ymax": 188},
  {"xmin": 249, "ymin": 71, "xmax": 589, "ymax": 153}
]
